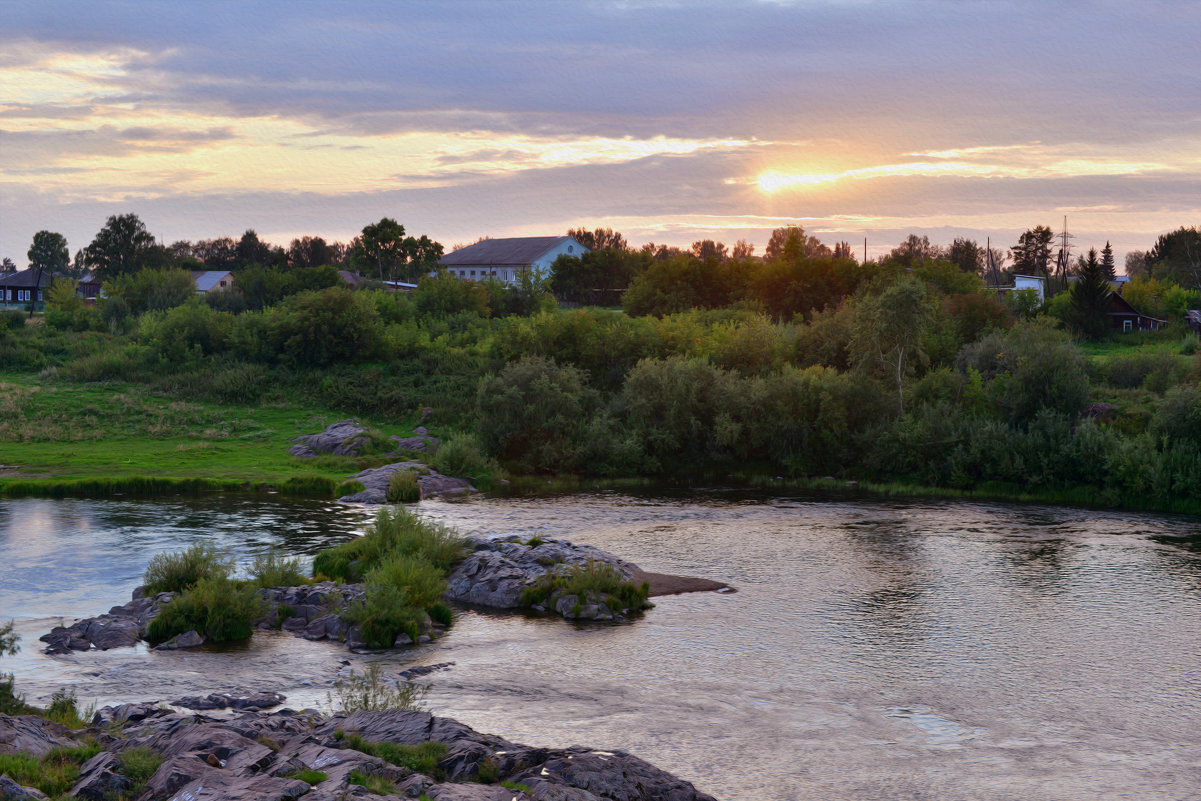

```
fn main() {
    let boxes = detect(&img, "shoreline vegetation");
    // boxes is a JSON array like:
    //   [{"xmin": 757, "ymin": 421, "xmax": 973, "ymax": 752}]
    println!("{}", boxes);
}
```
[{"xmin": 2, "ymin": 223, "xmax": 1200, "ymax": 517}]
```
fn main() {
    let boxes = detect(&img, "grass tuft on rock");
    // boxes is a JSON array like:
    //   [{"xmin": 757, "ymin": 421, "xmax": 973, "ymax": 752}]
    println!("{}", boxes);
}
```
[
  {"xmin": 328, "ymin": 663, "xmax": 428, "ymax": 714},
  {"xmin": 250, "ymin": 550, "xmax": 310, "ymax": 588},
  {"xmin": 287, "ymin": 768, "xmax": 328, "ymax": 785},
  {"xmin": 521, "ymin": 559, "xmax": 650, "ymax": 612},
  {"xmin": 341, "ymin": 733, "xmax": 447, "ymax": 780},
  {"xmin": 312, "ymin": 506, "xmax": 468, "ymax": 582},
  {"xmin": 348, "ymin": 769, "xmax": 398, "ymax": 796},
  {"xmin": 146, "ymin": 575, "xmax": 263, "ymax": 645},
  {"xmin": 386, "ymin": 469, "xmax": 421, "ymax": 503},
  {"xmin": 143, "ymin": 541, "xmax": 232, "ymax": 594}
]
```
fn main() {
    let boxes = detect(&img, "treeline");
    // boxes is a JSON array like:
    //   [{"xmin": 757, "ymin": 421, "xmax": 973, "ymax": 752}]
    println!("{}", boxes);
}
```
[{"xmin": 4, "ymin": 221, "xmax": 1201, "ymax": 513}]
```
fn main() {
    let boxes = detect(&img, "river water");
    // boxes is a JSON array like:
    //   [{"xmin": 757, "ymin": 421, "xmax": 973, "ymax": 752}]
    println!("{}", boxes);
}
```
[{"xmin": 1, "ymin": 491, "xmax": 1199, "ymax": 800}]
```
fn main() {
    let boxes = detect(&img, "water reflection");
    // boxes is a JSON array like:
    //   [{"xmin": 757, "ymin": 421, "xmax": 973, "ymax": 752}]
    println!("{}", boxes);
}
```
[{"xmin": 2, "ymin": 493, "xmax": 1200, "ymax": 801}]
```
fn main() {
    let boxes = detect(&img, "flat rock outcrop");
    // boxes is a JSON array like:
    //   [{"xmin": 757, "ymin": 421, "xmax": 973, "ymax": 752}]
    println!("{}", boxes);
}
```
[
  {"xmin": 446, "ymin": 536, "xmax": 649, "ymax": 621},
  {"xmin": 0, "ymin": 706, "xmax": 717, "ymax": 801},
  {"xmin": 39, "ymin": 589, "xmax": 173, "ymax": 654},
  {"xmin": 338, "ymin": 462, "xmax": 475, "ymax": 504},
  {"xmin": 290, "ymin": 420, "xmax": 438, "ymax": 459}
]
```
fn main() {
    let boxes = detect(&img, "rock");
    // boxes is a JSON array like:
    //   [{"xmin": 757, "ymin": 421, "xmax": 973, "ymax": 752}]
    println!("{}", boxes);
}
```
[
  {"xmin": 338, "ymin": 461, "xmax": 476, "ymax": 504},
  {"xmin": 0, "ymin": 775, "xmax": 48, "ymax": 800},
  {"xmin": 91, "ymin": 703, "xmax": 163, "ymax": 728},
  {"xmin": 153, "ymin": 630, "xmax": 205, "ymax": 650},
  {"xmin": 288, "ymin": 420, "xmax": 371, "ymax": 458},
  {"xmin": 290, "ymin": 420, "xmax": 439, "ymax": 459},
  {"xmin": 173, "ymin": 692, "xmax": 285, "ymax": 712},
  {"xmin": 399, "ymin": 662, "xmax": 454, "ymax": 680},
  {"xmin": 445, "ymin": 536, "xmax": 639, "ymax": 613},
  {"xmin": 0, "ymin": 713, "xmax": 79, "ymax": 757},
  {"xmin": 39, "ymin": 588, "xmax": 167, "ymax": 654},
  {"xmin": 70, "ymin": 751, "xmax": 132, "ymax": 800},
  {"xmin": 393, "ymin": 632, "xmax": 413, "ymax": 647}
]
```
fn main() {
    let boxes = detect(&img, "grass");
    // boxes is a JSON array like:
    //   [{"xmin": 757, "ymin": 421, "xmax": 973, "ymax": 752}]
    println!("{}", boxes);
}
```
[
  {"xmin": 250, "ymin": 550, "xmax": 310, "ymax": 588},
  {"xmin": 0, "ymin": 742, "xmax": 102, "ymax": 797},
  {"xmin": 144, "ymin": 541, "xmax": 232, "ymax": 594},
  {"xmin": 340, "ymin": 733, "xmax": 447, "ymax": 780},
  {"xmin": 501, "ymin": 780, "xmax": 533, "ymax": 792},
  {"xmin": 386, "ymin": 469, "xmax": 421, "ymax": 502},
  {"xmin": 117, "ymin": 746, "xmax": 162, "ymax": 795},
  {"xmin": 287, "ymin": 769, "xmax": 328, "ymax": 785},
  {"xmin": 145, "ymin": 575, "xmax": 263, "ymax": 645},
  {"xmin": 347, "ymin": 769, "xmax": 398, "ymax": 795},
  {"xmin": 520, "ymin": 559, "xmax": 650, "ymax": 612},
  {"xmin": 0, "ymin": 372, "xmax": 426, "ymax": 497},
  {"xmin": 312, "ymin": 506, "xmax": 468, "ymax": 582}
]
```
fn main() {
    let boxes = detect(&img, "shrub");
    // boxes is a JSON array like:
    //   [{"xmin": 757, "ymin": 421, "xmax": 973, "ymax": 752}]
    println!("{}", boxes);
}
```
[
  {"xmin": 430, "ymin": 433, "xmax": 507, "ymax": 490},
  {"xmin": 386, "ymin": 469, "xmax": 421, "ymax": 503},
  {"xmin": 45, "ymin": 687, "xmax": 95, "ymax": 729},
  {"xmin": 328, "ymin": 663, "xmax": 428, "ymax": 714},
  {"xmin": 1, "ymin": 309, "xmax": 25, "ymax": 330},
  {"xmin": 476, "ymin": 356, "xmax": 594, "ymax": 472},
  {"xmin": 146, "ymin": 576, "xmax": 262, "ymax": 644},
  {"xmin": 312, "ymin": 506, "xmax": 468, "ymax": 582},
  {"xmin": 143, "ymin": 542, "xmax": 232, "ymax": 594},
  {"xmin": 367, "ymin": 553, "xmax": 447, "ymax": 610},
  {"xmin": 208, "ymin": 363, "xmax": 270, "ymax": 403},
  {"xmin": 250, "ymin": 550, "xmax": 309, "ymax": 588},
  {"xmin": 343, "ymin": 552, "xmax": 448, "ymax": 648}
]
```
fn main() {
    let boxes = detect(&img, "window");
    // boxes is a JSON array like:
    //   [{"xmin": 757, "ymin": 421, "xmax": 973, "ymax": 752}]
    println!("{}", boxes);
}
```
[
  {"xmin": 1123, "ymin": 320, "xmax": 1132, "ymax": 332},
  {"xmin": 470, "ymin": 270, "xmax": 476, "ymax": 277},
  {"xmin": 37, "ymin": 290, "xmax": 43, "ymax": 301},
  {"xmin": 568, "ymin": 245, "xmax": 574, "ymax": 253},
  {"xmin": 18, "ymin": 289, "xmax": 30, "ymax": 302}
]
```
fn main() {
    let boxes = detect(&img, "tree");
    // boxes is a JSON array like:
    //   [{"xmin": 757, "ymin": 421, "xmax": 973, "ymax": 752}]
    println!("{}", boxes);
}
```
[
  {"xmin": 1100, "ymin": 241, "xmax": 1116, "ymax": 281},
  {"xmin": 83, "ymin": 213, "xmax": 159, "ymax": 279},
  {"xmin": 28, "ymin": 230, "xmax": 69, "ymax": 273},
  {"xmin": 887, "ymin": 234, "xmax": 942, "ymax": 265},
  {"xmin": 730, "ymin": 240, "xmax": 755, "ymax": 260},
  {"xmin": 1010, "ymin": 226, "xmax": 1055, "ymax": 278},
  {"xmin": 947, "ymin": 237, "xmax": 984, "ymax": 274},
  {"xmin": 287, "ymin": 236, "xmax": 331, "ymax": 270},
  {"xmin": 566, "ymin": 227, "xmax": 627, "ymax": 251},
  {"xmin": 1125, "ymin": 250, "xmax": 1150, "ymax": 280},
  {"xmin": 832, "ymin": 241, "xmax": 854, "ymax": 260},
  {"xmin": 690, "ymin": 240, "xmax": 728, "ymax": 262},
  {"xmin": 765, "ymin": 226, "xmax": 830, "ymax": 260},
  {"xmin": 26, "ymin": 230, "xmax": 70, "ymax": 318},
  {"xmin": 850, "ymin": 278, "xmax": 930, "ymax": 415},
  {"xmin": 1066, "ymin": 247, "xmax": 1110, "ymax": 340},
  {"xmin": 1147, "ymin": 226, "xmax": 1201, "ymax": 289},
  {"xmin": 1, "ymin": 619, "xmax": 17, "ymax": 657},
  {"xmin": 355, "ymin": 218, "xmax": 408, "ymax": 281},
  {"xmin": 236, "ymin": 229, "xmax": 275, "ymax": 268}
]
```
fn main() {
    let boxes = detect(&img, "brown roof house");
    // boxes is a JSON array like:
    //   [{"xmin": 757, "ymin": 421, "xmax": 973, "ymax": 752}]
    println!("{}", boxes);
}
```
[
  {"xmin": 0, "ymin": 268, "xmax": 58, "ymax": 310},
  {"xmin": 1108, "ymin": 292, "xmax": 1167, "ymax": 332},
  {"xmin": 438, "ymin": 236, "xmax": 588, "ymax": 286}
]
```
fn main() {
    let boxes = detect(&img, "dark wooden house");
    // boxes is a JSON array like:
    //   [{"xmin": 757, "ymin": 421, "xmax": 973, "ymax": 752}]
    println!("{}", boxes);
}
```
[
  {"xmin": 1108, "ymin": 292, "xmax": 1167, "ymax": 332},
  {"xmin": 0, "ymin": 268, "xmax": 54, "ymax": 309}
]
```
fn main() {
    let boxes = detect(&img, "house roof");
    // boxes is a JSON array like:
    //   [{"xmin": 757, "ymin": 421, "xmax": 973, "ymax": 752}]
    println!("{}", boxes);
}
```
[
  {"xmin": 0, "ymin": 268, "xmax": 61, "ymax": 288},
  {"xmin": 191, "ymin": 270, "xmax": 234, "ymax": 292},
  {"xmin": 1108, "ymin": 291, "xmax": 1167, "ymax": 322},
  {"xmin": 439, "ymin": 236, "xmax": 582, "ymax": 267}
]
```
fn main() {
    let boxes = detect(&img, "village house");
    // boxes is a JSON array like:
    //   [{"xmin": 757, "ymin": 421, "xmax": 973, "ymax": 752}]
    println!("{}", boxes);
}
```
[
  {"xmin": 191, "ymin": 270, "xmax": 235, "ymax": 294},
  {"xmin": 438, "ymin": 236, "xmax": 588, "ymax": 286},
  {"xmin": 1107, "ymin": 292, "xmax": 1167, "ymax": 332},
  {"xmin": 0, "ymin": 268, "xmax": 55, "ymax": 309}
]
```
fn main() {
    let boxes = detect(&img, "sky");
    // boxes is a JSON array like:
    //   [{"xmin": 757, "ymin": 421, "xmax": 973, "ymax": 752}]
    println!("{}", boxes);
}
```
[{"xmin": 1, "ymin": 0, "xmax": 1199, "ymax": 268}]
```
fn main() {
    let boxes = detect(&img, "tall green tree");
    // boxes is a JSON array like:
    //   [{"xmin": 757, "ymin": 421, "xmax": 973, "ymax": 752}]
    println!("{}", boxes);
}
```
[
  {"xmin": 1010, "ymin": 226, "xmax": 1055, "ymax": 277},
  {"xmin": 947, "ymin": 237, "xmax": 984, "ymax": 273},
  {"xmin": 1100, "ymin": 241, "xmax": 1116, "ymax": 281},
  {"xmin": 27, "ymin": 230, "xmax": 69, "ymax": 273},
  {"xmin": 850, "ymin": 278, "xmax": 930, "ymax": 414},
  {"xmin": 765, "ymin": 226, "xmax": 830, "ymax": 260},
  {"xmin": 1067, "ymin": 247, "xmax": 1110, "ymax": 340},
  {"xmin": 566, "ymin": 227, "xmax": 627, "ymax": 251},
  {"xmin": 356, "ymin": 218, "xmax": 408, "ymax": 281},
  {"xmin": 83, "ymin": 213, "xmax": 159, "ymax": 279},
  {"xmin": 1147, "ymin": 225, "xmax": 1201, "ymax": 289}
]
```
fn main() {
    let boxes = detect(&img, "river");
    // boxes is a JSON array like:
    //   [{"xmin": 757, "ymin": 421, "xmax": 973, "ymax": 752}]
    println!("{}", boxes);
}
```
[{"xmin": 1, "ymin": 491, "xmax": 1199, "ymax": 800}]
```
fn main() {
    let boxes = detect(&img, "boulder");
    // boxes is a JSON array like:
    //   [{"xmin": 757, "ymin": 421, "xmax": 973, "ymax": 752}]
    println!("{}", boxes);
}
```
[
  {"xmin": 70, "ymin": 751, "xmax": 131, "ymax": 800},
  {"xmin": 0, "ymin": 713, "xmax": 79, "ymax": 757},
  {"xmin": 40, "ymin": 587, "xmax": 169, "ymax": 654},
  {"xmin": 288, "ymin": 420, "xmax": 371, "ymax": 458},
  {"xmin": 173, "ymin": 692, "xmax": 286, "ymax": 712},
  {"xmin": 153, "ymin": 630, "xmax": 205, "ymax": 650},
  {"xmin": 0, "ymin": 775, "xmax": 48, "ymax": 800},
  {"xmin": 338, "ymin": 462, "xmax": 476, "ymax": 504}
]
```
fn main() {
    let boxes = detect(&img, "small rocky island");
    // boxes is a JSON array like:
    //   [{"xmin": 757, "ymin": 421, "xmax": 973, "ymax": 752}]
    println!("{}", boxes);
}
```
[{"xmin": 0, "ymin": 705, "xmax": 717, "ymax": 800}]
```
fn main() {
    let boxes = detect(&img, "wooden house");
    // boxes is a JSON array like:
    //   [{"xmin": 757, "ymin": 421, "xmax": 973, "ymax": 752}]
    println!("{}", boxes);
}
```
[
  {"xmin": 438, "ymin": 236, "xmax": 588, "ymax": 286},
  {"xmin": 1108, "ymin": 292, "xmax": 1167, "ymax": 332}
]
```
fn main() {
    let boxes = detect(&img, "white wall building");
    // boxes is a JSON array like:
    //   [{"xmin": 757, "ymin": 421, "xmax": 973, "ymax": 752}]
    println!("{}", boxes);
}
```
[{"xmin": 438, "ymin": 236, "xmax": 588, "ymax": 286}]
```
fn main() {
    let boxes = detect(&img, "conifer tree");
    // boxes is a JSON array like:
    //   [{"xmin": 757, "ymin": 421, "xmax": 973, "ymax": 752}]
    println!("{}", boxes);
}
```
[
  {"xmin": 1068, "ymin": 247, "xmax": 1110, "ymax": 340},
  {"xmin": 1100, "ymin": 241, "xmax": 1116, "ymax": 281}
]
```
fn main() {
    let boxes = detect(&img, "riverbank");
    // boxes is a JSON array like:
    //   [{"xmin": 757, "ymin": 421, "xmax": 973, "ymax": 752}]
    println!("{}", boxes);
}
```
[{"xmin": 3, "ymin": 372, "xmax": 1199, "ymax": 516}]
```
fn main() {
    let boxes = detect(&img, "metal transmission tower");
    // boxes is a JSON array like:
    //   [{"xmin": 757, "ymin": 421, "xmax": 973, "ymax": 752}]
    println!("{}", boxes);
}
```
[{"xmin": 1051, "ymin": 216, "xmax": 1074, "ymax": 296}]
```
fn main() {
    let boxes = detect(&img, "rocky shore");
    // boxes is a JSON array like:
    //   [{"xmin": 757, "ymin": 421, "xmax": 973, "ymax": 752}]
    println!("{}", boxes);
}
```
[
  {"xmin": 0, "ymin": 705, "xmax": 717, "ymax": 800},
  {"xmin": 41, "ymin": 533, "xmax": 730, "ymax": 655}
]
